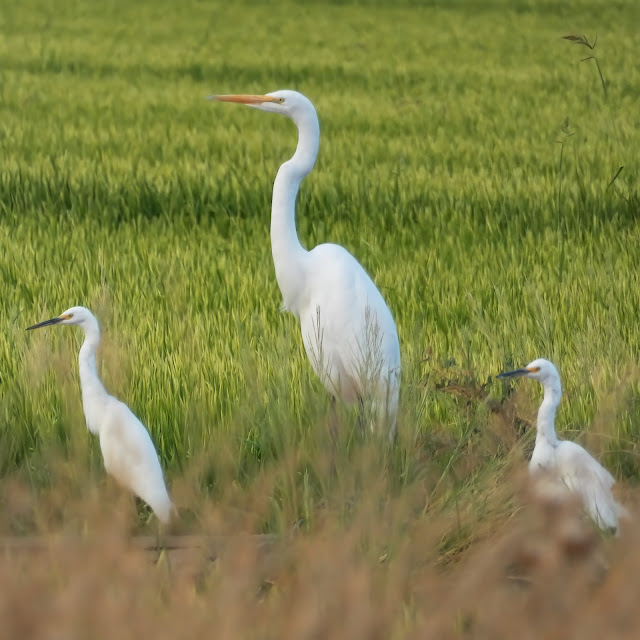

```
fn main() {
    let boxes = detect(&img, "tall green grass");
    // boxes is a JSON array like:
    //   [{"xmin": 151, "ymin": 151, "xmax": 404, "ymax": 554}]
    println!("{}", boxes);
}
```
[{"xmin": 1, "ymin": 0, "xmax": 640, "ymax": 538}]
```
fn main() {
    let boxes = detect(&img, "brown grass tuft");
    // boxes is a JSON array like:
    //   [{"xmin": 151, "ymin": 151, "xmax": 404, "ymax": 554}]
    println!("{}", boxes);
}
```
[{"xmin": 0, "ymin": 461, "xmax": 638, "ymax": 639}]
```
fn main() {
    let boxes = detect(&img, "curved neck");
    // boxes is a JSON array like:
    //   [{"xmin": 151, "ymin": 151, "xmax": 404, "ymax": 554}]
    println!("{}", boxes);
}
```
[
  {"xmin": 77, "ymin": 316, "xmax": 108, "ymax": 434},
  {"xmin": 536, "ymin": 379, "xmax": 561, "ymax": 446},
  {"xmin": 270, "ymin": 109, "xmax": 319, "ymax": 309}
]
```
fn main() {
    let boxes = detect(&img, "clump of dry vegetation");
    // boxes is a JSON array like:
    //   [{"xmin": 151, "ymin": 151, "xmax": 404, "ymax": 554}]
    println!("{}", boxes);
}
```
[
  {"xmin": 0, "ymin": 438, "xmax": 638, "ymax": 640},
  {"xmin": 0, "ymin": 465, "xmax": 638, "ymax": 640}
]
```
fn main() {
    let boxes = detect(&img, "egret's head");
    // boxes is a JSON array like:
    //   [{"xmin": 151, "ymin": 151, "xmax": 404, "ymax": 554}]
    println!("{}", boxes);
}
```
[
  {"xmin": 26, "ymin": 306, "xmax": 95, "ymax": 331},
  {"xmin": 497, "ymin": 358, "xmax": 560, "ymax": 386},
  {"xmin": 208, "ymin": 89, "xmax": 316, "ymax": 122}
]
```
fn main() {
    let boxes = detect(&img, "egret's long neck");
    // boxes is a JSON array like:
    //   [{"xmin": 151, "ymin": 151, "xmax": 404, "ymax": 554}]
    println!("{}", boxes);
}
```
[
  {"xmin": 78, "ymin": 316, "xmax": 108, "ymax": 435},
  {"xmin": 270, "ymin": 108, "xmax": 319, "ymax": 309},
  {"xmin": 535, "ymin": 378, "xmax": 561, "ymax": 447}
]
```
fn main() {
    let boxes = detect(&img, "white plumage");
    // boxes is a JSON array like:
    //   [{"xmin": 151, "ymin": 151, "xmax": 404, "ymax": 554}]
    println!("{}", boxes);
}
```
[
  {"xmin": 498, "ymin": 358, "xmax": 628, "ymax": 531},
  {"xmin": 27, "ymin": 306, "xmax": 173, "ymax": 524},
  {"xmin": 210, "ymin": 90, "xmax": 401, "ymax": 439}
]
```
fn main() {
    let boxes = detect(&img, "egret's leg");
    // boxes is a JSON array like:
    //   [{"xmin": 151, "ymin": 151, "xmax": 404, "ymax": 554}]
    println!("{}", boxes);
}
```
[
  {"xmin": 373, "ymin": 399, "xmax": 396, "ymax": 444},
  {"xmin": 354, "ymin": 394, "xmax": 396, "ymax": 443},
  {"xmin": 329, "ymin": 395, "xmax": 339, "ymax": 442},
  {"xmin": 356, "ymin": 395, "xmax": 366, "ymax": 434},
  {"xmin": 154, "ymin": 518, "xmax": 172, "ymax": 576}
]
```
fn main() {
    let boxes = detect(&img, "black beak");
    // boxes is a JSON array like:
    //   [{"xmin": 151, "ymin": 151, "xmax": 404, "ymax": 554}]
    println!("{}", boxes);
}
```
[
  {"xmin": 26, "ymin": 317, "xmax": 63, "ymax": 331},
  {"xmin": 496, "ymin": 368, "xmax": 529, "ymax": 379}
]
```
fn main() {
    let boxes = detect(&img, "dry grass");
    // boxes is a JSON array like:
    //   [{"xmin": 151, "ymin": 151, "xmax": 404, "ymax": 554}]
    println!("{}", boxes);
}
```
[{"xmin": 0, "ymin": 454, "xmax": 638, "ymax": 640}]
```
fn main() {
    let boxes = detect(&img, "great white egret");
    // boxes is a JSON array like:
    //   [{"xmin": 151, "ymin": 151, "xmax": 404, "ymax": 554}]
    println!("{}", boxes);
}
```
[
  {"xmin": 498, "ymin": 358, "xmax": 628, "ymax": 531},
  {"xmin": 27, "ymin": 306, "xmax": 173, "ymax": 524},
  {"xmin": 209, "ymin": 90, "xmax": 401, "ymax": 440}
]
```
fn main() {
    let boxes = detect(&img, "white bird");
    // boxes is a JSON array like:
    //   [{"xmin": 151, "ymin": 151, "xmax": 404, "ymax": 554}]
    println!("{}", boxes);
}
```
[
  {"xmin": 27, "ymin": 306, "xmax": 173, "ymax": 524},
  {"xmin": 498, "ymin": 358, "xmax": 628, "ymax": 531},
  {"xmin": 209, "ymin": 90, "xmax": 401, "ymax": 440}
]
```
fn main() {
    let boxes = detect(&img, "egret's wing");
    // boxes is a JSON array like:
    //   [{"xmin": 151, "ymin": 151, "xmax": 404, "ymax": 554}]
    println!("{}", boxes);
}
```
[
  {"xmin": 100, "ymin": 400, "xmax": 172, "ymax": 523},
  {"xmin": 557, "ymin": 441, "xmax": 622, "ymax": 530},
  {"xmin": 302, "ymin": 243, "xmax": 400, "ymax": 421}
]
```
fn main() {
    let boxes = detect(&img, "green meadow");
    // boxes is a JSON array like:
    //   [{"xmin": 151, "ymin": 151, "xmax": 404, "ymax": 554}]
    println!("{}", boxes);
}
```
[{"xmin": 1, "ymin": 0, "xmax": 640, "ymax": 540}]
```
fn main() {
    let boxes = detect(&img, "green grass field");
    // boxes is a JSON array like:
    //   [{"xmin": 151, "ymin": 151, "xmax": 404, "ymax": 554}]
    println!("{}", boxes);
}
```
[{"xmin": 1, "ymin": 0, "xmax": 640, "ymax": 634}]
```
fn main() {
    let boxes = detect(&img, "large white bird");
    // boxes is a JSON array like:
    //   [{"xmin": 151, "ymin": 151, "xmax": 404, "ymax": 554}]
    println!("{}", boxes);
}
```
[
  {"xmin": 27, "ymin": 306, "xmax": 173, "ymax": 524},
  {"xmin": 498, "ymin": 358, "xmax": 627, "ymax": 531},
  {"xmin": 209, "ymin": 90, "xmax": 401, "ymax": 440}
]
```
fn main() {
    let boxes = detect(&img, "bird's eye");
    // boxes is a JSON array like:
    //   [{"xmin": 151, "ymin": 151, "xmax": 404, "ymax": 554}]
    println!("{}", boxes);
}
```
[{"xmin": 276, "ymin": 97, "xmax": 285, "ymax": 104}]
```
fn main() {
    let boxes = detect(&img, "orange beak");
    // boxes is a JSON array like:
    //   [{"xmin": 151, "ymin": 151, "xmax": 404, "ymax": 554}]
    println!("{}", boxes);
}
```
[{"xmin": 207, "ymin": 94, "xmax": 280, "ymax": 105}]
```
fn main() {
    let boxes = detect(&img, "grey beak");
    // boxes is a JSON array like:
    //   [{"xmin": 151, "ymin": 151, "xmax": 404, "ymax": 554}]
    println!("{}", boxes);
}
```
[
  {"xmin": 26, "ymin": 317, "xmax": 63, "ymax": 331},
  {"xmin": 496, "ymin": 368, "xmax": 529, "ymax": 379}
]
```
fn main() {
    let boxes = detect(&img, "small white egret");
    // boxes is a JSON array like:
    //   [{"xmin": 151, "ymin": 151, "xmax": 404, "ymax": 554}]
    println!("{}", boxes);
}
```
[
  {"xmin": 209, "ymin": 90, "xmax": 401, "ymax": 440},
  {"xmin": 27, "ymin": 306, "xmax": 173, "ymax": 524},
  {"xmin": 498, "ymin": 358, "xmax": 628, "ymax": 531}
]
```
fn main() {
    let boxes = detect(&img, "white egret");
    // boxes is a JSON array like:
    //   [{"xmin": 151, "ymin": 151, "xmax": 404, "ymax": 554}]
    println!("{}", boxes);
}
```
[
  {"xmin": 209, "ymin": 90, "xmax": 401, "ymax": 440},
  {"xmin": 27, "ymin": 306, "xmax": 173, "ymax": 524},
  {"xmin": 498, "ymin": 358, "xmax": 627, "ymax": 531}
]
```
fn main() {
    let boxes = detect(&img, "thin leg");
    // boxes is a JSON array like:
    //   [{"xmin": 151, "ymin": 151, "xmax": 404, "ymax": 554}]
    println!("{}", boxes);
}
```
[
  {"xmin": 328, "ymin": 395, "xmax": 339, "ymax": 477},
  {"xmin": 154, "ymin": 516, "xmax": 162, "ymax": 562},
  {"xmin": 155, "ymin": 519, "xmax": 172, "ymax": 576},
  {"xmin": 356, "ymin": 394, "xmax": 366, "ymax": 434},
  {"xmin": 329, "ymin": 395, "xmax": 339, "ymax": 442}
]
